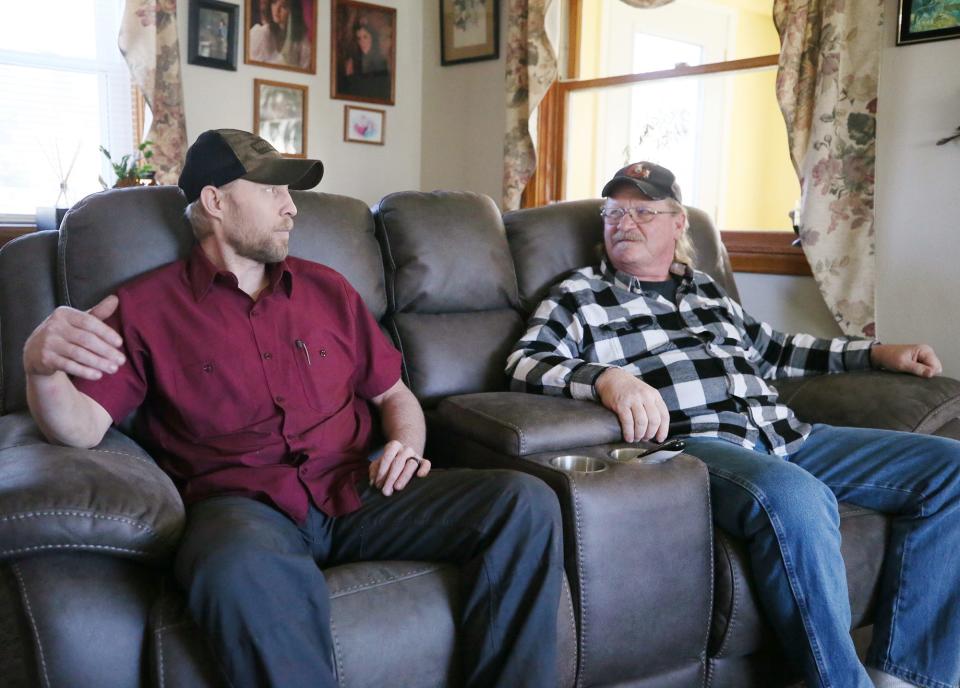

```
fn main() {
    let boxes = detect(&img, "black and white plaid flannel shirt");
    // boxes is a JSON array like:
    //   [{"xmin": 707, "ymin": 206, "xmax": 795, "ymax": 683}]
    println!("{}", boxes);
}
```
[{"xmin": 506, "ymin": 258, "xmax": 875, "ymax": 456}]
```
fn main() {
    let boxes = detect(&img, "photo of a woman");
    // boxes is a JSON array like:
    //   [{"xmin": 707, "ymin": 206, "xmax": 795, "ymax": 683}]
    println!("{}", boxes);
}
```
[
  {"xmin": 245, "ymin": 0, "xmax": 316, "ymax": 74},
  {"xmin": 332, "ymin": 1, "xmax": 396, "ymax": 105}
]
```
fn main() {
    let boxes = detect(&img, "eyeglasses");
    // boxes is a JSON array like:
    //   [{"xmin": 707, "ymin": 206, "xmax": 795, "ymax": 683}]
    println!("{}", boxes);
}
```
[{"xmin": 600, "ymin": 207, "xmax": 681, "ymax": 225}]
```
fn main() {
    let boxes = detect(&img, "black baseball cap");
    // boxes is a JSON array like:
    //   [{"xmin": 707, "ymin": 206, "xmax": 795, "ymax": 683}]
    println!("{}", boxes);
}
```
[
  {"xmin": 177, "ymin": 129, "xmax": 324, "ymax": 203},
  {"xmin": 601, "ymin": 162, "xmax": 682, "ymax": 203}
]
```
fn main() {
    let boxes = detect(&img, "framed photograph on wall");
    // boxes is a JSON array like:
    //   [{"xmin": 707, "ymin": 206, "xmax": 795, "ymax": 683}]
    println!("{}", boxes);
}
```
[
  {"xmin": 254, "ymin": 79, "xmax": 308, "ymax": 158},
  {"xmin": 187, "ymin": 0, "xmax": 239, "ymax": 70},
  {"xmin": 440, "ymin": 0, "xmax": 499, "ymax": 65},
  {"xmin": 343, "ymin": 105, "xmax": 386, "ymax": 145},
  {"xmin": 244, "ymin": 0, "xmax": 317, "ymax": 73},
  {"xmin": 897, "ymin": 0, "xmax": 960, "ymax": 44},
  {"xmin": 331, "ymin": 0, "xmax": 396, "ymax": 105}
]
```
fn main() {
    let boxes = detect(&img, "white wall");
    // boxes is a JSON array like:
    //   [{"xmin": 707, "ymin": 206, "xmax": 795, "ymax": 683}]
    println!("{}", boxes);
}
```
[
  {"xmin": 177, "ymin": 0, "xmax": 422, "ymax": 206},
  {"xmin": 874, "ymin": 0, "xmax": 960, "ymax": 377},
  {"xmin": 734, "ymin": 272, "xmax": 841, "ymax": 337},
  {"xmin": 419, "ymin": 0, "xmax": 506, "ymax": 204}
]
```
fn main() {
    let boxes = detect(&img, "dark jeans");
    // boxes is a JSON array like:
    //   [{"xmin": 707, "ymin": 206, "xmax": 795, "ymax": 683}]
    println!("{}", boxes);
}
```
[{"xmin": 174, "ymin": 468, "xmax": 563, "ymax": 688}]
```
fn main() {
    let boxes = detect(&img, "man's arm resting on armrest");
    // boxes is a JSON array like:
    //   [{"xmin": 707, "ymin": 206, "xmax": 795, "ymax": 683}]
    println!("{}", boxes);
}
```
[
  {"xmin": 23, "ymin": 295, "xmax": 125, "ymax": 448},
  {"xmin": 368, "ymin": 378, "xmax": 431, "ymax": 496}
]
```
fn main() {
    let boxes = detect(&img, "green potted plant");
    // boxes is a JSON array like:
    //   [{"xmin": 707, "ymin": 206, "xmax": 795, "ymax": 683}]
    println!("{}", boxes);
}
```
[{"xmin": 99, "ymin": 140, "xmax": 155, "ymax": 188}]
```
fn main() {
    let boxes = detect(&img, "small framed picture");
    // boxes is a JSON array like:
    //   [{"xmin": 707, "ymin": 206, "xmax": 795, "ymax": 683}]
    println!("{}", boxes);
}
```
[
  {"xmin": 898, "ymin": 0, "xmax": 960, "ymax": 44},
  {"xmin": 440, "ymin": 0, "xmax": 499, "ymax": 65},
  {"xmin": 343, "ymin": 105, "xmax": 385, "ymax": 145},
  {"xmin": 253, "ymin": 79, "xmax": 308, "ymax": 158},
  {"xmin": 244, "ymin": 0, "xmax": 317, "ymax": 74},
  {"xmin": 187, "ymin": 0, "xmax": 239, "ymax": 70},
  {"xmin": 331, "ymin": 0, "xmax": 396, "ymax": 105}
]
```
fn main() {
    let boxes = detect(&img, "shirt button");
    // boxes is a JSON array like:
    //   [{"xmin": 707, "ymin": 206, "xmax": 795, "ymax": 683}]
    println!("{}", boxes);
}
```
[
  {"xmin": 202, "ymin": 363, "xmax": 213, "ymax": 373},
  {"xmin": 275, "ymin": 395, "xmax": 285, "ymax": 404},
  {"xmin": 298, "ymin": 466, "xmax": 307, "ymax": 476},
  {"xmin": 263, "ymin": 352, "xmax": 272, "ymax": 360},
  {"xmin": 285, "ymin": 433, "xmax": 296, "ymax": 441},
  {"xmin": 250, "ymin": 309, "xmax": 259, "ymax": 317},
  {"xmin": 319, "ymin": 349, "xmax": 327, "ymax": 357}
]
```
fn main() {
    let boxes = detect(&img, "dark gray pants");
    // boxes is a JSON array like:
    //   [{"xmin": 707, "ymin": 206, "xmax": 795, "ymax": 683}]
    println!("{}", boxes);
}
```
[{"xmin": 174, "ymin": 468, "xmax": 563, "ymax": 688}]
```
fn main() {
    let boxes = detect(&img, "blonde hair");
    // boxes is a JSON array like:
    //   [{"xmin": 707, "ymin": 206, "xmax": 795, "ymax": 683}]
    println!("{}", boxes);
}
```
[{"xmin": 667, "ymin": 199, "xmax": 696, "ymax": 267}]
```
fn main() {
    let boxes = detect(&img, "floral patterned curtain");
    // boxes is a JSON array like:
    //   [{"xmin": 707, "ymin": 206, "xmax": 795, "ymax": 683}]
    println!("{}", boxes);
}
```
[
  {"xmin": 119, "ymin": 0, "xmax": 188, "ymax": 184},
  {"xmin": 774, "ymin": 0, "xmax": 883, "ymax": 336},
  {"xmin": 502, "ymin": 0, "xmax": 558, "ymax": 210}
]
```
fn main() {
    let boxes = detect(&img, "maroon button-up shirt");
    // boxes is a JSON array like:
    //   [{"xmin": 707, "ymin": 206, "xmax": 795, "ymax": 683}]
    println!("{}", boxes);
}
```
[{"xmin": 74, "ymin": 244, "xmax": 401, "ymax": 523}]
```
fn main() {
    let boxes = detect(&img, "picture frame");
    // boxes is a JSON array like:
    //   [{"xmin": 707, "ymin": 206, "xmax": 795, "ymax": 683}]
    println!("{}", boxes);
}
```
[
  {"xmin": 343, "ymin": 105, "xmax": 386, "ymax": 145},
  {"xmin": 187, "ymin": 0, "xmax": 239, "ymax": 70},
  {"xmin": 897, "ymin": 0, "xmax": 960, "ymax": 44},
  {"xmin": 244, "ymin": 0, "xmax": 318, "ymax": 74},
  {"xmin": 253, "ymin": 79, "xmax": 308, "ymax": 158},
  {"xmin": 331, "ymin": 0, "xmax": 397, "ymax": 105},
  {"xmin": 440, "ymin": 0, "xmax": 499, "ymax": 65}
]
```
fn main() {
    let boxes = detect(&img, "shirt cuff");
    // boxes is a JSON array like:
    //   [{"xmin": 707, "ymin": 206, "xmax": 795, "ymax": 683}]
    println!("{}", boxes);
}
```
[
  {"xmin": 569, "ymin": 362, "xmax": 615, "ymax": 401},
  {"xmin": 841, "ymin": 339, "xmax": 876, "ymax": 371}
]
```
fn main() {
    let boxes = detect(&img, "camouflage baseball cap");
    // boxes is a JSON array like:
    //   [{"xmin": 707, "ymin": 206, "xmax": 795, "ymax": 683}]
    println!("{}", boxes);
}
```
[{"xmin": 178, "ymin": 129, "xmax": 324, "ymax": 203}]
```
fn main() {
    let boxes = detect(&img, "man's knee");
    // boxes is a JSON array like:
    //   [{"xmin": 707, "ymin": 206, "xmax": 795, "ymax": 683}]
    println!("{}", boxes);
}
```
[{"xmin": 481, "ymin": 471, "xmax": 563, "ymax": 542}]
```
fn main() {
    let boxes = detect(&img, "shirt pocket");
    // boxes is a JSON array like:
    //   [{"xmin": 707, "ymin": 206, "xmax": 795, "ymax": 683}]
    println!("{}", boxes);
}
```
[
  {"xmin": 590, "ymin": 314, "xmax": 672, "ymax": 361},
  {"xmin": 171, "ymin": 353, "xmax": 272, "ymax": 440},
  {"xmin": 291, "ymin": 335, "xmax": 355, "ymax": 414}
]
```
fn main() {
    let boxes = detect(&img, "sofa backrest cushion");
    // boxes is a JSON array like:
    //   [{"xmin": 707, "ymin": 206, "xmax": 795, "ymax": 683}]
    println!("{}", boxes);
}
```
[
  {"xmin": 57, "ymin": 186, "xmax": 386, "ymax": 318},
  {"xmin": 0, "ymin": 231, "xmax": 59, "ymax": 414},
  {"xmin": 374, "ymin": 191, "xmax": 525, "ymax": 407},
  {"xmin": 504, "ymin": 199, "xmax": 740, "ymax": 314}
]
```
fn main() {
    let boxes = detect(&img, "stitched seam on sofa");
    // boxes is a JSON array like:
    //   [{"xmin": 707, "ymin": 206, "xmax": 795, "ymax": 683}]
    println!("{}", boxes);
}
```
[
  {"xmin": 0, "ymin": 312, "xmax": 6, "ymax": 415},
  {"xmin": 375, "ymin": 207, "xmax": 399, "ymax": 313},
  {"xmin": 915, "ymin": 392, "xmax": 960, "ymax": 433},
  {"xmin": 0, "ymin": 510, "xmax": 158, "ymax": 534},
  {"xmin": 58, "ymin": 222, "xmax": 71, "ymax": 307},
  {"xmin": 446, "ymin": 400, "xmax": 525, "ymax": 456},
  {"xmin": 713, "ymin": 535, "xmax": 739, "ymax": 659},
  {"xmin": 329, "ymin": 611, "xmax": 347, "ymax": 686},
  {"xmin": 701, "ymin": 469, "xmax": 716, "ymax": 668},
  {"xmin": 328, "ymin": 564, "xmax": 444, "ymax": 598},
  {"xmin": 11, "ymin": 561, "xmax": 51, "ymax": 688},
  {"xmin": 561, "ymin": 573, "xmax": 578, "ymax": 680},
  {"xmin": 155, "ymin": 625, "xmax": 166, "ymax": 688},
  {"xmin": 566, "ymin": 472, "xmax": 587, "ymax": 688},
  {"xmin": 1, "ymin": 543, "xmax": 149, "ymax": 557},
  {"xmin": 0, "ymin": 443, "xmax": 159, "ymax": 468}
]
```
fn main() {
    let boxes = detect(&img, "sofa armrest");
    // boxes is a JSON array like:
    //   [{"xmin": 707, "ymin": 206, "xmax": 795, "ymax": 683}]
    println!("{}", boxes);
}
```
[
  {"xmin": 0, "ymin": 412, "xmax": 184, "ymax": 561},
  {"xmin": 428, "ymin": 394, "xmax": 713, "ymax": 686},
  {"xmin": 774, "ymin": 371, "xmax": 960, "ymax": 434},
  {"xmin": 437, "ymin": 392, "xmax": 622, "ymax": 456}
]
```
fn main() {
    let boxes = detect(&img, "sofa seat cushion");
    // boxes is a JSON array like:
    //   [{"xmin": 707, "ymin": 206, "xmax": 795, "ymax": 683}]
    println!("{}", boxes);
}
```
[
  {"xmin": 710, "ymin": 503, "xmax": 890, "ymax": 659},
  {"xmin": 150, "ymin": 561, "xmax": 578, "ymax": 688},
  {"xmin": 0, "ymin": 412, "xmax": 184, "ymax": 562}
]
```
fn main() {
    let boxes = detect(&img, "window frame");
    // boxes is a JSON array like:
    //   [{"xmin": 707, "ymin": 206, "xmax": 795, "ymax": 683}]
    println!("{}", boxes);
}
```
[{"xmin": 523, "ymin": 0, "xmax": 809, "ymax": 277}]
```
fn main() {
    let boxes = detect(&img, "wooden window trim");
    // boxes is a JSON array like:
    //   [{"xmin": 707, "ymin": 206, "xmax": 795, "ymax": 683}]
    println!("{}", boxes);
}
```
[
  {"xmin": 722, "ymin": 231, "xmax": 811, "ymax": 276},
  {"xmin": 0, "ymin": 225, "xmax": 37, "ymax": 250}
]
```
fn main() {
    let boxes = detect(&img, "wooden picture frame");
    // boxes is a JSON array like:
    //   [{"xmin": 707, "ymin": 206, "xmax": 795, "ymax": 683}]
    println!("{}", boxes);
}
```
[
  {"xmin": 331, "ymin": 0, "xmax": 397, "ymax": 105},
  {"xmin": 897, "ymin": 0, "xmax": 960, "ymax": 44},
  {"xmin": 440, "ymin": 0, "xmax": 499, "ymax": 65},
  {"xmin": 343, "ymin": 105, "xmax": 386, "ymax": 145},
  {"xmin": 253, "ymin": 79, "xmax": 308, "ymax": 158},
  {"xmin": 244, "ymin": 0, "xmax": 318, "ymax": 74},
  {"xmin": 187, "ymin": 0, "xmax": 239, "ymax": 70}
]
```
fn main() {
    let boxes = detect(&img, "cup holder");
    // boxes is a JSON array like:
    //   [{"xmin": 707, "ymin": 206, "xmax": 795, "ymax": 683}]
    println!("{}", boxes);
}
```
[{"xmin": 550, "ymin": 455, "xmax": 609, "ymax": 473}]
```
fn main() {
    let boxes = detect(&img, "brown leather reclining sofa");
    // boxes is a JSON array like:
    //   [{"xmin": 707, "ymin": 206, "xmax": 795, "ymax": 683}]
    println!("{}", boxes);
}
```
[{"xmin": 0, "ymin": 186, "xmax": 958, "ymax": 687}]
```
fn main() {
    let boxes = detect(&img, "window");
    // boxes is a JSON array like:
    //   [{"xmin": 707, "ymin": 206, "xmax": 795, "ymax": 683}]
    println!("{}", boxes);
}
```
[
  {"xmin": 530, "ymin": 0, "xmax": 808, "ymax": 274},
  {"xmin": 0, "ymin": 0, "xmax": 135, "ymax": 223}
]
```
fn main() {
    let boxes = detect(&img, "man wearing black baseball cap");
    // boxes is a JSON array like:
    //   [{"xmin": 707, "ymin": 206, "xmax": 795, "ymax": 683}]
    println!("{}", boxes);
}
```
[
  {"xmin": 508, "ymin": 161, "xmax": 958, "ymax": 688},
  {"xmin": 24, "ymin": 130, "xmax": 563, "ymax": 688}
]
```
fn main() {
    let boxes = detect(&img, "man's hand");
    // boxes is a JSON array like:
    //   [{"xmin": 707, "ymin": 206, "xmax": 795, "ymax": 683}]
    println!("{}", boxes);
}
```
[
  {"xmin": 595, "ymin": 367, "xmax": 670, "ymax": 443},
  {"xmin": 871, "ymin": 344, "xmax": 943, "ymax": 378},
  {"xmin": 369, "ymin": 440, "xmax": 432, "ymax": 497},
  {"xmin": 23, "ymin": 295, "xmax": 125, "ymax": 381}
]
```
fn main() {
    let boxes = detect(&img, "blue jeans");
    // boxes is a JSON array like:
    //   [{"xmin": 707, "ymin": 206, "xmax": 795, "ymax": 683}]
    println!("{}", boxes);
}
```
[{"xmin": 682, "ymin": 425, "xmax": 960, "ymax": 688}]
